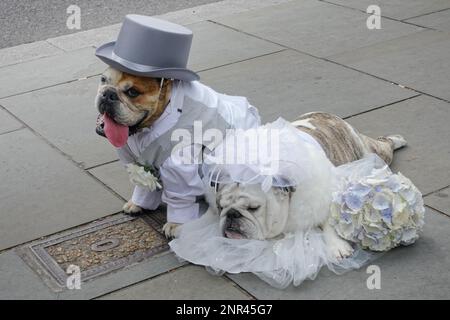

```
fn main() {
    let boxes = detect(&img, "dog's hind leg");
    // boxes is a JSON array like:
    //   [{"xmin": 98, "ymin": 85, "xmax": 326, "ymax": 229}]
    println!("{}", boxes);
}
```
[
  {"xmin": 386, "ymin": 134, "xmax": 408, "ymax": 150},
  {"xmin": 294, "ymin": 112, "xmax": 407, "ymax": 166},
  {"xmin": 359, "ymin": 134, "xmax": 407, "ymax": 165}
]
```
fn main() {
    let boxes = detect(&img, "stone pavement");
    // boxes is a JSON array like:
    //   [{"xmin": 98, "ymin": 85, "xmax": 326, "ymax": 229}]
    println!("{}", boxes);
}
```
[{"xmin": 0, "ymin": 0, "xmax": 449, "ymax": 300}]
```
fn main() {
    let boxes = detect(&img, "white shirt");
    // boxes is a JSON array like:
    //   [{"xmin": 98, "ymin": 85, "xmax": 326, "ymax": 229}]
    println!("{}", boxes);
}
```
[{"xmin": 117, "ymin": 81, "xmax": 260, "ymax": 223}]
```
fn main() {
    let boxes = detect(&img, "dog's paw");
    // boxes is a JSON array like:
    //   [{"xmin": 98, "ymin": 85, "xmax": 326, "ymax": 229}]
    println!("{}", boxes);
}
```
[
  {"xmin": 328, "ymin": 238, "xmax": 354, "ymax": 261},
  {"xmin": 122, "ymin": 200, "xmax": 142, "ymax": 216},
  {"xmin": 386, "ymin": 134, "xmax": 407, "ymax": 150},
  {"xmin": 162, "ymin": 222, "xmax": 182, "ymax": 239}
]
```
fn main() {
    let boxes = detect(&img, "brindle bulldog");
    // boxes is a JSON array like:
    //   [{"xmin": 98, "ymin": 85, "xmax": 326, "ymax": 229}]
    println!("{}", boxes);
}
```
[{"xmin": 210, "ymin": 112, "xmax": 406, "ymax": 259}]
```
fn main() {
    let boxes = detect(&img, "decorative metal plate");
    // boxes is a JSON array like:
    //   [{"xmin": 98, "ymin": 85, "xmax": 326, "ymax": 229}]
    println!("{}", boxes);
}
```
[{"xmin": 17, "ymin": 211, "xmax": 168, "ymax": 289}]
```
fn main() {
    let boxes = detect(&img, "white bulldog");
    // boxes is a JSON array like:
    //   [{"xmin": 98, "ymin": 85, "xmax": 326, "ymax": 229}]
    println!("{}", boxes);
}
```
[{"xmin": 206, "ymin": 112, "xmax": 407, "ymax": 260}]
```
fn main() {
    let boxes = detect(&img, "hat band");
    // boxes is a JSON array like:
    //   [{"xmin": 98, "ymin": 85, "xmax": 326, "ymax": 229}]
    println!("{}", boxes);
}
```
[{"xmin": 111, "ymin": 51, "xmax": 161, "ymax": 72}]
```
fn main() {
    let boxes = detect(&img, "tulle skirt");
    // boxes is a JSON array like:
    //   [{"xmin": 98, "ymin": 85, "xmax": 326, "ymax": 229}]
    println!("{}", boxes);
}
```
[{"xmin": 169, "ymin": 212, "xmax": 379, "ymax": 289}]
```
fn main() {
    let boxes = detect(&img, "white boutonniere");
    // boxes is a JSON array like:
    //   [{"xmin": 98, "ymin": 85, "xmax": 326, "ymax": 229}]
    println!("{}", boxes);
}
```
[{"xmin": 126, "ymin": 163, "xmax": 162, "ymax": 191}]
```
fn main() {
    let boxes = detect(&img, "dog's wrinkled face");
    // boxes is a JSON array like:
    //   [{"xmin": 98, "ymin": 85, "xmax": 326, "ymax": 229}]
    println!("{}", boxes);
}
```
[
  {"xmin": 95, "ymin": 67, "xmax": 171, "ymax": 139},
  {"xmin": 217, "ymin": 183, "xmax": 292, "ymax": 240}
]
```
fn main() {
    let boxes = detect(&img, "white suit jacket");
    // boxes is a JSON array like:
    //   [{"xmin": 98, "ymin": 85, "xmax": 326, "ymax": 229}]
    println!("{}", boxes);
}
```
[{"xmin": 117, "ymin": 80, "xmax": 261, "ymax": 223}]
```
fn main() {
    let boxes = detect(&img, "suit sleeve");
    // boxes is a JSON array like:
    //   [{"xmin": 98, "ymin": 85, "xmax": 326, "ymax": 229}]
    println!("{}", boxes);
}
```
[
  {"xmin": 116, "ymin": 144, "xmax": 162, "ymax": 210},
  {"xmin": 160, "ymin": 144, "xmax": 205, "ymax": 223}
]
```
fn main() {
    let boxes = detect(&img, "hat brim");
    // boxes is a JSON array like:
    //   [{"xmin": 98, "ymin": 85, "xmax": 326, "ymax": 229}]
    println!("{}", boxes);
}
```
[{"xmin": 95, "ymin": 42, "xmax": 200, "ymax": 82}]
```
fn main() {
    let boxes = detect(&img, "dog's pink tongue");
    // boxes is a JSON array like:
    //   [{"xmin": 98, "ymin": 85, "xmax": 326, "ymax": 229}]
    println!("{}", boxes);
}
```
[
  {"xmin": 103, "ymin": 114, "xmax": 129, "ymax": 148},
  {"xmin": 225, "ymin": 230, "xmax": 244, "ymax": 240}
]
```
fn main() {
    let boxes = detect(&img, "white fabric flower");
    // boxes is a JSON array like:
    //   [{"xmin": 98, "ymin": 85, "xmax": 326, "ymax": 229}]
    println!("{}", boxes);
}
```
[{"xmin": 126, "ymin": 163, "xmax": 162, "ymax": 191}]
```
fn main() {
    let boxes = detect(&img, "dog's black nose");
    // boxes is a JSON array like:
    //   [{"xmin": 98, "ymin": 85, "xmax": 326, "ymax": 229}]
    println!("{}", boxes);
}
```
[
  {"xmin": 102, "ymin": 90, "xmax": 119, "ymax": 103},
  {"xmin": 226, "ymin": 208, "xmax": 242, "ymax": 219}
]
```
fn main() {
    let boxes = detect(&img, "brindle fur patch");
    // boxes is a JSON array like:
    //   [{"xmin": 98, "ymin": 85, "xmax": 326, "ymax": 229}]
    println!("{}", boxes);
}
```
[{"xmin": 293, "ymin": 112, "xmax": 395, "ymax": 166}]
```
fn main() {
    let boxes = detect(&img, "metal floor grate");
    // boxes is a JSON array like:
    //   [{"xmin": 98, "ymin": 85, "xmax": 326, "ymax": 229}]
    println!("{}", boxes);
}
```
[{"xmin": 17, "ymin": 211, "xmax": 168, "ymax": 290}]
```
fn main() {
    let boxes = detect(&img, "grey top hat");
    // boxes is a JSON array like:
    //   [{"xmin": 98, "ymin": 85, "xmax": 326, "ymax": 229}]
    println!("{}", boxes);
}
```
[{"xmin": 96, "ymin": 15, "xmax": 199, "ymax": 81}]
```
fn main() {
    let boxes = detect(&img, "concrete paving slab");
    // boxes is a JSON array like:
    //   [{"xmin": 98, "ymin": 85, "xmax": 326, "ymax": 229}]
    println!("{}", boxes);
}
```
[
  {"xmin": 0, "ymin": 129, "xmax": 124, "ymax": 251},
  {"xmin": 49, "ymin": 20, "xmax": 282, "ymax": 73},
  {"xmin": 89, "ymin": 161, "xmax": 131, "ymax": 200},
  {"xmin": 425, "ymin": 187, "xmax": 450, "ymax": 217},
  {"xmin": 0, "ymin": 47, "xmax": 105, "ymax": 99},
  {"xmin": 46, "ymin": 24, "xmax": 122, "ymax": 52},
  {"xmin": 188, "ymin": 21, "xmax": 283, "ymax": 72},
  {"xmin": 59, "ymin": 252, "xmax": 185, "ymax": 299},
  {"xmin": 200, "ymin": 50, "xmax": 416, "ymax": 122},
  {"xmin": 346, "ymin": 95, "xmax": 450, "ymax": 195},
  {"xmin": 228, "ymin": 207, "xmax": 450, "ymax": 299},
  {"xmin": 0, "ymin": 108, "xmax": 23, "ymax": 135},
  {"xmin": 0, "ymin": 250, "xmax": 55, "ymax": 300},
  {"xmin": 213, "ymin": 0, "xmax": 423, "ymax": 58},
  {"xmin": 44, "ymin": 0, "xmax": 293, "ymax": 51},
  {"xmin": 99, "ymin": 265, "xmax": 252, "ymax": 300},
  {"xmin": 0, "ymin": 77, "xmax": 118, "ymax": 169},
  {"xmin": 329, "ymin": 30, "xmax": 450, "ymax": 101},
  {"xmin": 47, "ymin": 0, "xmax": 292, "ymax": 51},
  {"xmin": 0, "ymin": 41, "xmax": 64, "ymax": 68},
  {"xmin": 155, "ymin": 0, "xmax": 293, "ymax": 26},
  {"xmin": 406, "ymin": 9, "xmax": 450, "ymax": 31},
  {"xmin": 325, "ymin": 0, "xmax": 450, "ymax": 20},
  {"xmin": 0, "ymin": 248, "xmax": 185, "ymax": 300}
]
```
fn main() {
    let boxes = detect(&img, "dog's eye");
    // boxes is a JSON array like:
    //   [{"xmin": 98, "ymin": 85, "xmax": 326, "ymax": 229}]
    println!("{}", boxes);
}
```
[
  {"xmin": 100, "ymin": 76, "xmax": 107, "ymax": 84},
  {"xmin": 248, "ymin": 205, "xmax": 260, "ymax": 213},
  {"xmin": 125, "ymin": 87, "xmax": 141, "ymax": 98}
]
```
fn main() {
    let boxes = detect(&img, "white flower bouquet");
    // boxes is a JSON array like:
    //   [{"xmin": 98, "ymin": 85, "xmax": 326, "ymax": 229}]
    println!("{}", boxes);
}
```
[
  {"xmin": 329, "ymin": 155, "xmax": 425, "ymax": 252},
  {"xmin": 126, "ymin": 163, "xmax": 162, "ymax": 191}
]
